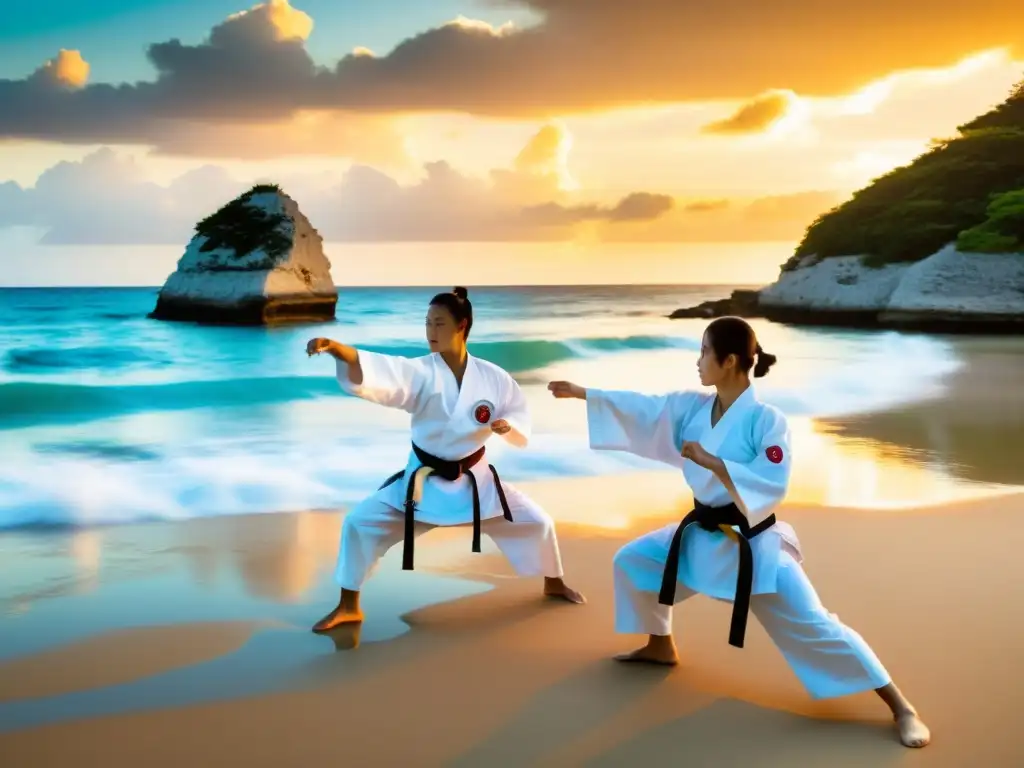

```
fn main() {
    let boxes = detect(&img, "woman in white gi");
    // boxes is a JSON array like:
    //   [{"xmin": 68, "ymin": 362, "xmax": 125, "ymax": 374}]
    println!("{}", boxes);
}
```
[
  {"xmin": 547, "ymin": 316, "xmax": 930, "ymax": 749},
  {"xmin": 306, "ymin": 287, "xmax": 584, "ymax": 632}
]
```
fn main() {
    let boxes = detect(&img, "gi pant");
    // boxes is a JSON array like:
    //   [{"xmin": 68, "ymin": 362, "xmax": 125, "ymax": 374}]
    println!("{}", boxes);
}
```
[
  {"xmin": 613, "ymin": 532, "xmax": 892, "ymax": 700},
  {"xmin": 335, "ymin": 482, "xmax": 564, "ymax": 590}
]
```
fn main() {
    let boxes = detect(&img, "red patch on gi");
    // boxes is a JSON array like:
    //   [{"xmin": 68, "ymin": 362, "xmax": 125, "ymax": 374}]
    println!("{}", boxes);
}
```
[
  {"xmin": 765, "ymin": 445, "xmax": 784, "ymax": 464},
  {"xmin": 474, "ymin": 404, "xmax": 492, "ymax": 424}
]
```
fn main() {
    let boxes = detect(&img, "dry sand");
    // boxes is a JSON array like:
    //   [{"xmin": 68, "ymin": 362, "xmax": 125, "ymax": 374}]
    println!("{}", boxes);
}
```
[{"xmin": 1, "ymin": 473, "xmax": 1023, "ymax": 767}]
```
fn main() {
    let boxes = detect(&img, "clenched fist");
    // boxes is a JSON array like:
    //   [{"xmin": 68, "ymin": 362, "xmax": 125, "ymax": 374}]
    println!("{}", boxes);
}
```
[
  {"xmin": 680, "ymin": 441, "xmax": 714, "ymax": 469},
  {"xmin": 306, "ymin": 337, "xmax": 334, "ymax": 356},
  {"xmin": 547, "ymin": 381, "xmax": 586, "ymax": 400}
]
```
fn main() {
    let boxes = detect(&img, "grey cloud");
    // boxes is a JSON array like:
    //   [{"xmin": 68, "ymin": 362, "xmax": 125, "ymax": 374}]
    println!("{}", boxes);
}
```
[
  {"xmin": 2, "ymin": 0, "xmax": 1022, "ymax": 150},
  {"xmin": 0, "ymin": 147, "xmax": 673, "ymax": 244}
]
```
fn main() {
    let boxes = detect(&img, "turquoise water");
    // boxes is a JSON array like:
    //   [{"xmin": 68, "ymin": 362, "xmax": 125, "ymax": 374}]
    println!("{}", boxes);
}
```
[{"xmin": 0, "ymin": 285, "xmax": 965, "ymax": 528}]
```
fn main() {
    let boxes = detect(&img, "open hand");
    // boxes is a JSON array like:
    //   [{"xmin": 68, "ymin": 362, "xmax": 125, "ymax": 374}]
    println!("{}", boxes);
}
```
[
  {"xmin": 547, "ymin": 381, "xmax": 586, "ymax": 400},
  {"xmin": 306, "ymin": 337, "xmax": 333, "ymax": 356},
  {"xmin": 490, "ymin": 419, "xmax": 512, "ymax": 435},
  {"xmin": 681, "ymin": 441, "xmax": 716, "ymax": 470}
]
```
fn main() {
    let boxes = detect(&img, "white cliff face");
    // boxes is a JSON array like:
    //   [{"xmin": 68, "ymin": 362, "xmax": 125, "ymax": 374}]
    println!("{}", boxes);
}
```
[
  {"xmin": 759, "ymin": 255, "xmax": 905, "ymax": 311},
  {"xmin": 759, "ymin": 244, "xmax": 1024, "ymax": 321},
  {"xmin": 153, "ymin": 189, "xmax": 337, "ymax": 324},
  {"xmin": 885, "ymin": 244, "xmax": 1024, "ymax": 316}
]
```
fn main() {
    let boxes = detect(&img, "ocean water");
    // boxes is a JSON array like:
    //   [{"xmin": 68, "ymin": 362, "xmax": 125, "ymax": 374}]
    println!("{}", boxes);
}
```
[{"xmin": 0, "ymin": 285, "xmax": 968, "ymax": 529}]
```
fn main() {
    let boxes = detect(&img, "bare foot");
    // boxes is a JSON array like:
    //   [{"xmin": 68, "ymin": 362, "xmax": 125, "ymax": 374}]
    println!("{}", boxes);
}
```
[
  {"xmin": 311, "ymin": 605, "xmax": 364, "ymax": 633},
  {"xmin": 614, "ymin": 636, "xmax": 679, "ymax": 666},
  {"xmin": 896, "ymin": 712, "xmax": 931, "ymax": 748},
  {"xmin": 874, "ymin": 683, "xmax": 930, "ymax": 748},
  {"xmin": 543, "ymin": 577, "xmax": 586, "ymax": 604}
]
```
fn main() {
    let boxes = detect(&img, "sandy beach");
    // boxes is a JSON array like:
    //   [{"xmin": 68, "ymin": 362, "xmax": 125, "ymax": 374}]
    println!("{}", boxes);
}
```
[{"xmin": 2, "ymin": 468, "xmax": 1023, "ymax": 767}]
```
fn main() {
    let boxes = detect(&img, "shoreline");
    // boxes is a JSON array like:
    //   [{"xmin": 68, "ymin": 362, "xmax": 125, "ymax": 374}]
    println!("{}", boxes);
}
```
[
  {"xmin": 7, "ymin": 283, "xmax": 1021, "ymax": 532},
  {"xmin": 815, "ymin": 335, "xmax": 1024, "ymax": 488},
  {"xmin": 1, "ymin": 477, "xmax": 1023, "ymax": 764},
  {"xmin": 4, "ymin": 379, "xmax": 1020, "ymax": 535}
]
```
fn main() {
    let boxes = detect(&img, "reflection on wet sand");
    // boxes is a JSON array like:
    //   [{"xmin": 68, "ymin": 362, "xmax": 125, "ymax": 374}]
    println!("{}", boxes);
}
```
[
  {"xmin": 787, "ymin": 418, "xmax": 1018, "ymax": 509},
  {"xmin": 817, "ymin": 338, "xmax": 1024, "ymax": 489},
  {"xmin": 320, "ymin": 621, "xmax": 362, "ymax": 652},
  {"xmin": 0, "ymin": 528, "xmax": 105, "ymax": 617},
  {"xmin": 0, "ymin": 510, "xmax": 498, "ymax": 636},
  {"xmin": 221, "ymin": 511, "xmax": 342, "ymax": 603},
  {"xmin": 69, "ymin": 529, "xmax": 102, "ymax": 593},
  {"xmin": 0, "ymin": 512, "xmax": 492, "ymax": 733}
]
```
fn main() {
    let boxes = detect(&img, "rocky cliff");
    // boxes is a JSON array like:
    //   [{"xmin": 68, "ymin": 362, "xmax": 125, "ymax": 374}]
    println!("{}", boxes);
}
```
[
  {"xmin": 671, "ymin": 79, "xmax": 1024, "ymax": 333},
  {"xmin": 757, "ymin": 244, "xmax": 1024, "ymax": 332},
  {"xmin": 151, "ymin": 185, "xmax": 337, "ymax": 325}
]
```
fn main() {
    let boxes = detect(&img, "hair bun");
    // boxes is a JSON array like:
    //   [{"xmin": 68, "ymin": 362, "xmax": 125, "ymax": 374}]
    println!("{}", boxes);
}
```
[
  {"xmin": 753, "ymin": 349, "xmax": 778, "ymax": 378},
  {"xmin": 452, "ymin": 286, "xmax": 469, "ymax": 301}
]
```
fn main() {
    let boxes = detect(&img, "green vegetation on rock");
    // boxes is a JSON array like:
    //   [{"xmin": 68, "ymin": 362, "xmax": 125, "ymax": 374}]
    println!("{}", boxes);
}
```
[
  {"xmin": 786, "ymin": 79, "xmax": 1024, "ymax": 270},
  {"xmin": 956, "ymin": 188, "xmax": 1024, "ymax": 254},
  {"xmin": 194, "ymin": 183, "xmax": 291, "ymax": 262},
  {"xmin": 248, "ymin": 183, "xmax": 282, "ymax": 195}
]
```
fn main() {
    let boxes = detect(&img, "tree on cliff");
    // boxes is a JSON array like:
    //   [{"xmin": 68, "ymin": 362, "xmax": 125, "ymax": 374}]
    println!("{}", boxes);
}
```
[
  {"xmin": 787, "ymin": 78, "xmax": 1024, "ymax": 269},
  {"xmin": 959, "ymin": 79, "xmax": 1024, "ymax": 133},
  {"xmin": 956, "ymin": 188, "xmax": 1024, "ymax": 253},
  {"xmin": 194, "ymin": 183, "xmax": 292, "ymax": 262}
]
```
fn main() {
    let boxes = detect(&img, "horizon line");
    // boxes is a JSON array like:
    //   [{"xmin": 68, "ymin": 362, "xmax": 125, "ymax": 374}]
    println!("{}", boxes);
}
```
[{"xmin": 0, "ymin": 282, "xmax": 767, "ymax": 291}]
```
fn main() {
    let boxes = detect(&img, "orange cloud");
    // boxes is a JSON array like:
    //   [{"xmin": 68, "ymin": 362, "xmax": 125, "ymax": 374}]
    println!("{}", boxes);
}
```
[
  {"xmin": 240, "ymin": 0, "xmax": 313, "ymax": 41},
  {"xmin": 511, "ymin": 122, "xmax": 575, "ymax": 189},
  {"xmin": 683, "ymin": 199, "xmax": 731, "ymax": 212},
  {"xmin": 522, "ymin": 192, "xmax": 674, "ymax": 226},
  {"xmin": 600, "ymin": 191, "xmax": 844, "ymax": 243},
  {"xmin": 30, "ymin": 49, "xmax": 90, "ymax": 89},
  {"xmin": 147, "ymin": 111, "xmax": 412, "ymax": 167},
  {"xmin": 700, "ymin": 91, "xmax": 794, "ymax": 135}
]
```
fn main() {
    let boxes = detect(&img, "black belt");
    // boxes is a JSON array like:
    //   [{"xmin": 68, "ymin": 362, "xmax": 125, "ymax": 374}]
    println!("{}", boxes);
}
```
[
  {"xmin": 658, "ymin": 501, "xmax": 776, "ymax": 649},
  {"xmin": 378, "ymin": 442, "xmax": 514, "ymax": 570}
]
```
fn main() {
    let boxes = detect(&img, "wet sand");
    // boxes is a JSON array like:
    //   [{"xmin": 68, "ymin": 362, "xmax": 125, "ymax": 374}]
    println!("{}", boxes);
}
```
[
  {"xmin": 818, "ymin": 336, "xmax": 1024, "ymax": 487},
  {"xmin": 1, "ymin": 470, "xmax": 1023, "ymax": 766}
]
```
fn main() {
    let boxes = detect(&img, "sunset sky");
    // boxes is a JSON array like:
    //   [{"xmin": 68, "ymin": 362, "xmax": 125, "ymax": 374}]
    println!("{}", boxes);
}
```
[{"xmin": 1, "ymin": 0, "xmax": 1023, "ymax": 285}]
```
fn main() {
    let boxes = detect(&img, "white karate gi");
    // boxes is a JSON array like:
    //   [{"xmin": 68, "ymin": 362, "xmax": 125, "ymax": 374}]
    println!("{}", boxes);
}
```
[
  {"xmin": 588, "ymin": 385, "xmax": 892, "ymax": 700},
  {"xmin": 332, "ymin": 349, "xmax": 563, "ymax": 589}
]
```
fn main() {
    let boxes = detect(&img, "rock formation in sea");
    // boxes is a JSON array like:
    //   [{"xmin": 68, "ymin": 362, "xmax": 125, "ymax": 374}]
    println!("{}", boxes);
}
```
[
  {"xmin": 151, "ymin": 184, "xmax": 337, "ymax": 325},
  {"xmin": 668, "ymin": 289, "xmax": 760, "ymax": 319},
  {"xmin": 671, "ymin": 80, "xmax": 1024, "ymax": 333}
]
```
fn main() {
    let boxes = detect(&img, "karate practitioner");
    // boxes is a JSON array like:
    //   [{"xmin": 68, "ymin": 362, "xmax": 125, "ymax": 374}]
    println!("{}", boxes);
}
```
[
  {"xmin": 547, "ymin": 316, "xmax": 930, "ymax": 749},
  {"xmin": 307, "ymin": 287, "xmax": 584, "ymax": 632}
]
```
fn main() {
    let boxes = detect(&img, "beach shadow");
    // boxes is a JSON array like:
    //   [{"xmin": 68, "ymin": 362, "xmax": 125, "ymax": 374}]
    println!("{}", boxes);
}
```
[
  {"xmin": 583, "ymin": 698, "xmax": 903, "ymax": 768},
  {"xmin": 401, "ymin": 584, "xmax": 558, "ymax": 636},
  {"xmin": 449, "ymin": 658, "xmax": 674, "ymax": 767}
]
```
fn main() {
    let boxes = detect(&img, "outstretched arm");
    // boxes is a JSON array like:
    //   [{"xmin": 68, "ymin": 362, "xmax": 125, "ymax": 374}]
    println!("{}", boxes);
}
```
[
  {"xmin": 308, "ymin": 337, "xmax": 425, "ymax": 413},
  {"xmin": 548, "ymin": 381, "xmax": 697, "ymax": 468},
  {"xmin": 308, "ymin": 338, "xmax": 362, "ymax": 382}
]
